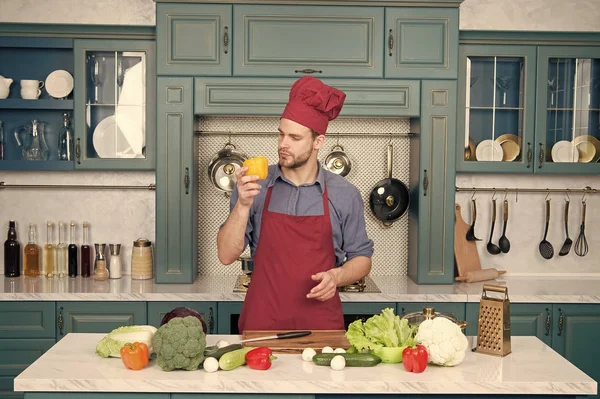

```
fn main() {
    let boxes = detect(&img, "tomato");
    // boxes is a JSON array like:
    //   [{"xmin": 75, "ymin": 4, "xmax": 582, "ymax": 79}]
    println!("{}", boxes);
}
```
[{"xmin": 243, "ymin": 156, "xmax": 269, "ymax": 180}]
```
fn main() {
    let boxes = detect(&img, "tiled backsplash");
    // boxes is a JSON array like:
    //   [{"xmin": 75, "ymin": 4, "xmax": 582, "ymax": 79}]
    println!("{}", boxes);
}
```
[
  {"xmin": 456, "ymin": 173, "xmax": 600, "ymax": 275},
  {"xmin": 0, "ymin": 171, "xmax": 155, "ymax": 276}
]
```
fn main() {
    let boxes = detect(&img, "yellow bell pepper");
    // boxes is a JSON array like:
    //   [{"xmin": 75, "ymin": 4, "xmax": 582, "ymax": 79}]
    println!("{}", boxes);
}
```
[{"xmin": 243, "ymin": 156, "xmax": 269, "ymax": 180}]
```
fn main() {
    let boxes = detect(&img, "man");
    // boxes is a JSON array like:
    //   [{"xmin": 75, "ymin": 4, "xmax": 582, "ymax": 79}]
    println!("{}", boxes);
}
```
[{"xmin": 217, "ymin": 76, "xmax": 374, "ymax": 332}]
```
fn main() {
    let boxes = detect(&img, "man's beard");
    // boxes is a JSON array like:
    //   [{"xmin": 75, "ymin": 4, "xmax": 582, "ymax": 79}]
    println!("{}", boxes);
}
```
[{"xmin": 278, "ymin": 147, "xmax": 312, "ymax": 169}]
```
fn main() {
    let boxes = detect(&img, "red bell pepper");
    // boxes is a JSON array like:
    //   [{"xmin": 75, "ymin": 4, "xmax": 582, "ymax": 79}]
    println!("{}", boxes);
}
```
[
  {"xmin": 402, "ymin": 344, "xmax": 428, "ymax": 373},
  {"xmin": 245, "ymin": 347, "xmax": 277, "ymax": 370}
]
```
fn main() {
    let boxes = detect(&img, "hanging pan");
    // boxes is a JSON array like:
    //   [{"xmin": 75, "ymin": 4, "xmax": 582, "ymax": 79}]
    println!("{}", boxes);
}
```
[
  {"xmin": 369, "ymin": 142, "xmax": 410, "ymax": 226},
  {"xmin": 324, "ymin": 132, "xmax": 352, "ymax": 177},
  {"xmin": 208, "ymin": 140, "xmax": 248, "ymax": 195}
]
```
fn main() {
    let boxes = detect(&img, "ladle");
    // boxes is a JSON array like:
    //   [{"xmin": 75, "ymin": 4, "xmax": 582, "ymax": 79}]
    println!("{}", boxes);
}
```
[
  {"xmin": 486, "ymin": 199, "xmax": 501, "ymax": 255},
  {"xmin": 498, "ymin": 199, "xmax": 511, "ymax": 253}
]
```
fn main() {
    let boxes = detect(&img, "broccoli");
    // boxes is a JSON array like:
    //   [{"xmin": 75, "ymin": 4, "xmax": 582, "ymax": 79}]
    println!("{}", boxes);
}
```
[{"xmin": 153, "ymin": 316, "xmax": 207, "ymax": 371}]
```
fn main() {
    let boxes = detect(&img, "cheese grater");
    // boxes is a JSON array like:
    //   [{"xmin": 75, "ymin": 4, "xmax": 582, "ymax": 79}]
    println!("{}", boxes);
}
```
[{"xmin": 475, "ymin": 284, "xmax": 512, "ymax": 357}]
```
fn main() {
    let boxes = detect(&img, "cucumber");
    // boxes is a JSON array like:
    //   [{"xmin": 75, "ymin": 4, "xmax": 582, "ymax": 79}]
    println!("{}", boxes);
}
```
[
  {"xmin": 312, "ymin": 352, "xmax": 382, "ymax": 367},
  {"xmin": 218, "ymin": 347, "xmax": 254, "ymax": 371},
  {"xmin": 204, "ymin": 343, "xmax": 243, "ymax": 360}
]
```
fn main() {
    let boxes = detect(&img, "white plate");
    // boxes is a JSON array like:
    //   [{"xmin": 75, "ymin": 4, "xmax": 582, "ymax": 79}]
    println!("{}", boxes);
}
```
[
  {"xmin": 45, "ymin": 70, "xmax": 73, "ymax": 99},
  {"xmin": 475, "ymin": 139, "xmax": 503, "ymax": 161},
  {"xmin": 551, "ymin": 140, "xmax": 579, "ymax": 163},
  {"xmin": 93, "ymin": 115, "xmax": 139, "ymax": 158}
]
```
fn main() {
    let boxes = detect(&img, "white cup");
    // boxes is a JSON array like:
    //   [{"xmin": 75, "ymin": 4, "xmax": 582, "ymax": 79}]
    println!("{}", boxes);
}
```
[
  {"xmin": 21, "ymin": 80, "xmax": 44, "ymax": 90},
  {"xmin": 0, "ymin": 87, "xmax": 9, "ymax": 99},
  {"xmin": 21, "ymin": 88, "xmax": 41, "ymax": 100}
]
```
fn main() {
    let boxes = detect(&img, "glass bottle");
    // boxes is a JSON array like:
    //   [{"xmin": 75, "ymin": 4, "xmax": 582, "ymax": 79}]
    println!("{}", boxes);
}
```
[
  {"xmin": 43, "ymin": 221, "xmax": 55, "ymax": 278},
  {"xmin": 68, "ymin": 221, "xmax": 78, "ymax": 277},
  {"xmin": 93, "ymin": 243, "xmax": 108, "ymax": 281},
  {"xmin": 0, "ymin": 120, "xmax": 4, "ymax": 160},
  {"xmin": 23, "ymin": 223, "xmax": 40, "ymax": 277},
  {"xmin": 57, "ymin": 112, "xmax": 73, "ymax": 161},
  {"xmin": 56, "ymin": 221, "xmax": 68, "ymax": 278},
  {"xmin": 3, "ymin": 220, "xmax": 20, "ymax": 277},
  {"xmin": 81, "ymin": 221, "xmax": 91, "ymax": 277},
  {"xmin": 109, "ymin": 244, "xmax": 122, "ymax": 279}
]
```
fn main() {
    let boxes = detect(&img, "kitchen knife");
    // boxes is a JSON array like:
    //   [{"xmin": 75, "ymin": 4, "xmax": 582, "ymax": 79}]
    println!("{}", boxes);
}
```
[{"xmin": 240, "ymin": 331, "xmax": 312, "ymax": 343}]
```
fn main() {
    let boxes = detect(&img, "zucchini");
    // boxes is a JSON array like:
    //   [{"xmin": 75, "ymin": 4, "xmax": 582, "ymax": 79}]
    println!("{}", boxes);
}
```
[
  {"xmin": 218, "ymin": 347, "xmax": 254, "ymax": 371},
  {"xmin": 204, "ymin": 343, "xmax": 243, "ymax": 360},
  {"xmin": 312, "ymin": 352, "xmax": 381, "ymax": 367}
]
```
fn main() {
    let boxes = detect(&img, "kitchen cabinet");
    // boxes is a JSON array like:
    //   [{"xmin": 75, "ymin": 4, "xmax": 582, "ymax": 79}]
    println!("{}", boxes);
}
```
[
  {"xmin": 147, "ymin": 302, "xmax": 216, "ymax": 334},
  {"xmin": 56, "ymin": 301, "xmax": 146, "ymax": 339},
  {"xmin": 73, "ymin": 39, "xmax": 156, "ymax": 170},
  {"xmin": 385, "ymin": 8, "xmax": 459, "ymax": 79},
  {"xmin": 156, "ymin": 3, "xmax": 232, "ymax": 77},
  {"xmin": 155, "ymin": 77, "xmax": 198, "ymax": 284},
  {"xmin": 233, "ymin": 5, "xmax": 384, "ymax": 78},
  {"xmin": 408, "ymin": 80, "xmax": 457, "ymax": 284},
  {"xmin": 1, "ymin": 339, "xmax": 55, "ymax": 399}
]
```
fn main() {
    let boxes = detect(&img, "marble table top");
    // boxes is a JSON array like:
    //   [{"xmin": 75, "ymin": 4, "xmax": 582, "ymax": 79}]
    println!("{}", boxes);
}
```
[{"xmin": 15, "ymin": 333, "xmax": 597, "ymax": 395}]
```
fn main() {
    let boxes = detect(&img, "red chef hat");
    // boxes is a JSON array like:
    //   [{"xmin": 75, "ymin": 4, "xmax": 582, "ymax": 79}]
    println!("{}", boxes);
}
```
[{"xmin": 281, "ymin": 76, "xmax": 346, "ymax": 135}]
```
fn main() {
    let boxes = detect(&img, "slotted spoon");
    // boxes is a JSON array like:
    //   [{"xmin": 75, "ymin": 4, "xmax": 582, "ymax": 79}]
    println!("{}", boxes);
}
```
[
  {"xmin": 539, "ymin": 199, "xmax": 554, "ymax": 259},
  {"xmin": 558, "ymin": 200, "xmax": 572, "ymax": 256}
]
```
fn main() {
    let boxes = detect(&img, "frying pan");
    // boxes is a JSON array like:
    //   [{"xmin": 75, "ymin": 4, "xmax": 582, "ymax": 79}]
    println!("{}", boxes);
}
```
[{"xmin": 369, "ymin": 143, "xmax": 410, "ymax": 226}]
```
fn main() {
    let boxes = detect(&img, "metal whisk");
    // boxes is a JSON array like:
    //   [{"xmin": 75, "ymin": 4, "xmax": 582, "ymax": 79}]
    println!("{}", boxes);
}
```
[{"xmin": 575, "ymin": 200, "xmax": 588, "ymax": 257}]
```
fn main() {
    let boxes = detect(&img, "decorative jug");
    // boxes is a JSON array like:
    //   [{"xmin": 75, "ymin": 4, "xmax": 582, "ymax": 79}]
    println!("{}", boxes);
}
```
[
  {"xmin": 14, "ymin": 119, "xmax": 49, "ymax": 161},
  {"xmin": 0, "ymin": 75, "xmax": 12, "ymax": 99}
]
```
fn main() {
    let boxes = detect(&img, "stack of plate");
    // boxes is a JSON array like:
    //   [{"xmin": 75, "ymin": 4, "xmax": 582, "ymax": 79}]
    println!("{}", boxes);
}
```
[
  {"xmin": 551, "ymin": 136, "xmax": 600, "ymax": 163},
  {"xmin": 473, "ymin": 134, "xmax": 521, "ymax": 162}
]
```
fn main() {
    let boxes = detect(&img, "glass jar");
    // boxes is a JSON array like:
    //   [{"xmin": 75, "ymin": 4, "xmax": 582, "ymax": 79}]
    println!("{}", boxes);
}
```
[
  {"xmin": 131, "ymin": 238, "xmax": 153, "ymax": 280},
  {"xmin": 401, "ymin": 307, "xmax": 468, "ymax": 330}
]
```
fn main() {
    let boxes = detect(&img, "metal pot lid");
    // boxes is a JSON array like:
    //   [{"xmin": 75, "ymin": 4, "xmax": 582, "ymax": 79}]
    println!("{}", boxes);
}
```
[
  {"xmin": 324, "ymin": 145, "xmax": 352, "ymax": 176},
  {"xmin": 401, "ymin": 307, "xmax": 468, "ymax": 329},
  {"xmin": 208, "ymin": 142, "xmax": 248, "ymax": 192},
  {"xmin": 214, "ymin": 162, "xmax": 242, "ymax": 192}
]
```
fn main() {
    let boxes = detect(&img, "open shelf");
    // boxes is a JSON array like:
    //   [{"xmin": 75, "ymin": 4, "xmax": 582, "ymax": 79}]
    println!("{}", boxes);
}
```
[{"xmin": 0, "ymin": 99, "xmax": 73, "ymax": 110}]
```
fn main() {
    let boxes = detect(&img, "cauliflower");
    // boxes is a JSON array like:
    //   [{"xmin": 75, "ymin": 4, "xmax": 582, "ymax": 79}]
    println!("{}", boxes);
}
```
[
  {"xmin": 414, "ymin": 317, "xmax": 469, "ymax": 366},
  {"xmin": 154, "ymin": 316, "xmax": 207, "ymax": 371}
]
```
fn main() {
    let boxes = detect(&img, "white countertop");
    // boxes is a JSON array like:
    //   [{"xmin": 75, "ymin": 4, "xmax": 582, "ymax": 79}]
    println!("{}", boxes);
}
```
[
  {"xmin": 1, "ymin": 274, "xmax": 599, "ymax": 303},
  {"xmin": 14, "ymin": 333, "xmax": 597, "ymax": 395}
]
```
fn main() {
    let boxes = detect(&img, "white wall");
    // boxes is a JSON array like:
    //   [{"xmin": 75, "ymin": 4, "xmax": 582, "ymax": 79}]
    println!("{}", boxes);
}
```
[{"xmin": 0, "ymin": 0, "xmax": 599, "ymax": 276}]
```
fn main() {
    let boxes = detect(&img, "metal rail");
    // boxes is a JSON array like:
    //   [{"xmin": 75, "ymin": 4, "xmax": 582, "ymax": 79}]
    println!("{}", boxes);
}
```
[
  {"xmin": 196, "ymin": 130, "xmax": 414, "ymax": 138},
  {"xmin": 0, "ymin": 182, "xmax": 156, "ymax": 190}
]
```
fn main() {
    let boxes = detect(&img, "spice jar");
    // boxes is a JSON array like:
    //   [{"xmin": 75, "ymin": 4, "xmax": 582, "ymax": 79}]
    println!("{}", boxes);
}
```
[
  {"xmin": 93, "ymin": 243, "xmax": 109, "ymax": 281},
  {"xmin": 131, "ymin": 238, "xmax": 153, "ymax": 280},
  {"xmin": 109, "ymin": 244, "xmax": 122, "ymax": 279}
]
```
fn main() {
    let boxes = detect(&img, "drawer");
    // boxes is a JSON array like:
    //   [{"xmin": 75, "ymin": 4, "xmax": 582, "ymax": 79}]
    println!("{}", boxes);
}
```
[
  {"xmin": 0, "ymin": 339, "xmax": 55, "ymax": 395},
  {"xmin": 0, "ymin": 302, "xmax": 55, "ymax": 339}
]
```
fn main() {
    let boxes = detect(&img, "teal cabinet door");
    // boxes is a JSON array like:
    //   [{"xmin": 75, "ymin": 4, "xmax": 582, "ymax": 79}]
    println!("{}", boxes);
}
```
[
  {"xmin": 73, "ymin": 39, "xmax": 156, "ymax": 170},
  {"xmin": 0, "ymin": 302, "xmax": 55, "ymax": 339},
  {"xmin": 155, "ymin": 77, "xmax": 197, "ymax": 284},
  {"xmin": 408, "ymin": 80, "xmax": 456, "ymax": 284},
  {"xmin": 233, "ymin": 5, "xmax": 384, "ymax": 78},
  {"xmin": 56, "ymin": 302, "xmax": 146, "ymax": 339},
  {"xmin": 465, "ymin": 303, "xmax": 552, "ymax": 346},
  {"xmin": 385, "ymin": 8, "xmax": 458, "ymax": 79},
  {"xmin": 398, "ymin": 303, "xmax": 465, "ymax": 321},
  {"xmin": 147, "ymin": 302, "xmax": 216, "ymax": 334},
  {"xmin": 0, "ymin": 339, "xmax": 55, "ymax": 399},
  {"xmin": 552, "ymin": 304, "xmax": 600, "ymax": 399},
  {"xmin": 217, "ymin": 302, "xmax": 243, "ymax": 334},
  {"xmin": 195, "ymin": 77, "xmax": 419, "ymax": 117},
  {"xmin": 157, "ymin": 3, "xmax": 232, "ymax": 76},
  {"xmin": 535, "ymin": 46, "xmax": 600, "ymax": 174},
  {"xmin": 456, "ymin": 45, "xmax": 537, "ymax": 173}
]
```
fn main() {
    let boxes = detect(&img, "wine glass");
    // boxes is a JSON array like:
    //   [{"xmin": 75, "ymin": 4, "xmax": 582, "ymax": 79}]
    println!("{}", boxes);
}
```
[
  {"xmin": 116, "ymin": 58, "xmax": 124, "ymax": 99},
  {"xmin": 90, "ymin": 55, "xmax": 103, "ymax": 104},
  {"xmin": 495, "ymin": 76, "xmax": 512, "ymax": 106}
]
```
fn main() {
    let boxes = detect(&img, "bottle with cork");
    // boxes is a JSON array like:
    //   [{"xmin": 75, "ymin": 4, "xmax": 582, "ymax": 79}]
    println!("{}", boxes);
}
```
[
  {"xmin": 4, "ymin": 221, "xmax": 21, "ymax": 277},
  {"xmin": 23, "ymin": 223, "xmax": 40, "ymax": 277}
]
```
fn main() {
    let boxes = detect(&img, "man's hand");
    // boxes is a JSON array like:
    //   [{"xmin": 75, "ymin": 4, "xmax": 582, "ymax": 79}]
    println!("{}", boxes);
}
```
[
  {"xmin": 307, "ymin": 270, "xmax": 338, "ymax": 301},
  {"xmin": 236, "ymin": 166, "xmax": 262, "ymax": 208}
]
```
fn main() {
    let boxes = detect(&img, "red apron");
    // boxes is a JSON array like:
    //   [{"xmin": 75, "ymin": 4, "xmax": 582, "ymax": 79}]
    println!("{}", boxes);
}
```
[{"xmin": 238, "ymin": 182, "xmax": 344, "ymax": 333}]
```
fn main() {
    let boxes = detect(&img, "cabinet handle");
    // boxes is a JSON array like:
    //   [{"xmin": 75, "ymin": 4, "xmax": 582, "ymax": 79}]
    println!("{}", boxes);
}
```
[
  {"xmin": 208, "ymin": 307, "xmax": 214, "ymax": 334},
  {"xmin": 75, "ymin": 138, "xmax": 81, "ymax": 165},
  {"xmin": 526, "ymin": 142, "xmax": 532, "ymax": 168},
  {"xmin": 388, "ymin": 29, "xmax": 394, "ymax": 56},
  {"xmin": 223, "ymin": 26, "xmax": 229, "ymax": 54},
  {"xmin": 184, "ymin": 167, "xmax": 190, "ymax": 195},
  {"xmin": 294, "ymin": 69, "xmax": 322, "ymax": 74},
  {"xmin": 538, "ymin": 143, "xmax": 544, "ymax": 168},
  {"xmin": 545, "ymin": 308, "xmax": 551, "ymax": 336},
  {"xmin": 58, "ymin": 306, "xmax": 64, "ymax": 336},
  {"xmin": 423, "ymin": 169, "xmax": 429, "ymax": 196},
  {"xmin": 557, "ymin": 308, "xmax": 564, "ymax": 336},
  {"xmin": 400, "ymin": 307, "xmax": 406, "ymax": 315}
]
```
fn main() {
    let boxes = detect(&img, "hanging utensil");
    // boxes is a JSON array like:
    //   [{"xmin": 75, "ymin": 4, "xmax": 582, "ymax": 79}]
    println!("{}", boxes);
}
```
[
  {"xmin": 486, "ymin": 198, "xmax": 501, "ymax": 255},
  {"xmin": 466, "ymin": 199, "xmax": 482, "ymax": 241},
  {"xmin": 575, "ymin": 200, "xmax": 588, "ymax": 257},
  {"xmin": 207, "ymin": 138, "xmax": 249, "ymax": 195},
  {"xmin": 539, "ymin": 199, "xmax": 554, "ymax": 259},
  {"xmin": 498, "ymin": 199, "xmax": 511, "ymax": 253},
  {"xmin": 324, "ymin": 132, "xmax": 352, "ymax": 177},
  {"xmin": 559, "ymin": 198, "xmax": 573, "ymax": 256}
]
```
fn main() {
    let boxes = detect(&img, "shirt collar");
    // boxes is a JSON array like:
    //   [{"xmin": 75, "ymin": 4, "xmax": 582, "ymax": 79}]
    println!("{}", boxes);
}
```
[{"xmin": 268, "ymin": 162, "xmax": 325, "ymax": 194}]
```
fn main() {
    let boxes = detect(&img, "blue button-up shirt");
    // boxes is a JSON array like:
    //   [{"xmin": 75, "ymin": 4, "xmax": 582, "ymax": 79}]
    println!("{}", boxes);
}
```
[{"xmin": 226, "ymin": 163, "xmax": 374, "ymax": 267}]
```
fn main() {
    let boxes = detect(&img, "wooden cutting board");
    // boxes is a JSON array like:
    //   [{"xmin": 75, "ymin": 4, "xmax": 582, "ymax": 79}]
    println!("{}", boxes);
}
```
[
  {"xmin": 241, "ymin": 330, "xmax": 349, "ymax": 354},
  {"xmin": 454, "ymin": 203, "xmax": 483, "ymax": 278}
]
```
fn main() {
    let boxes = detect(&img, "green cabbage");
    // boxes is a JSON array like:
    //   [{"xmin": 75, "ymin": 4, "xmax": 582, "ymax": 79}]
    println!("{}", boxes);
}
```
[
  {"xmin": 95, "ymin": 325, "xmax": 157, "ymax": 358},
  {"xmin": 345, "ymin": 308, "xmax": 417, "ymax": 352}
]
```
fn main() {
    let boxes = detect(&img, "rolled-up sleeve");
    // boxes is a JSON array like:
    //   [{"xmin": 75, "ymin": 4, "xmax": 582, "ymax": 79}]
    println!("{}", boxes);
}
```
[{"xmin": 341, "ymin": 189, "xmax": 374, "ymax": 261}]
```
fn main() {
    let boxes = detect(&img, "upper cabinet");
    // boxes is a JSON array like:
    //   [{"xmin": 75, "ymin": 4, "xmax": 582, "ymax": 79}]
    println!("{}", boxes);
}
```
[
  {"xmin": 385, "ymin": 8, "xmax": 459, "ymax": 79},
  {"xmin": 457, "ymin": 39, "xmax": 600, "ymax": 174},
  {"xmin": 73, "ymin": 39, "xmax": 156, "ymax": 170},
  {"xmin": 157, "ymin": 3, "xmax": 232, "ymax": 76},
  {"xmin": 232, "ymin": 5, "xmax": 384, "ymax": 78}
]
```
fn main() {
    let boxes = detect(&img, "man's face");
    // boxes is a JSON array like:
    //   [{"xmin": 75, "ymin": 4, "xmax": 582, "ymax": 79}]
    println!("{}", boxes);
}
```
[{"xmin": 277, "ymin": 118, "xmax": 323, "ymax": 169}]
